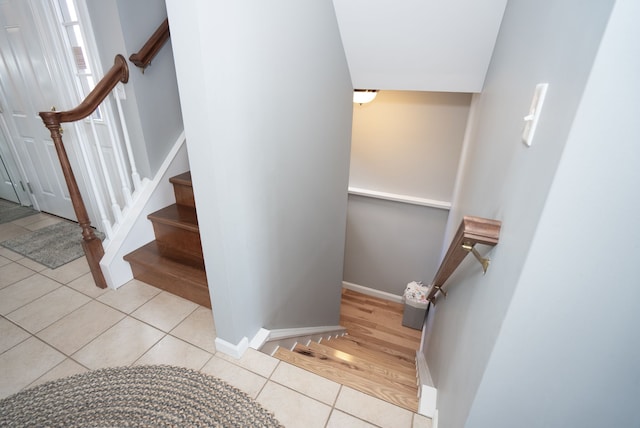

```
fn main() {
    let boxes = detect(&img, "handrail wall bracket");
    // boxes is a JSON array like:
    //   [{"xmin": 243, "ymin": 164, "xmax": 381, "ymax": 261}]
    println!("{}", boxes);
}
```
[{"xmin": 462, "ymin": 242, "xmax": 490, "ymax": 274}]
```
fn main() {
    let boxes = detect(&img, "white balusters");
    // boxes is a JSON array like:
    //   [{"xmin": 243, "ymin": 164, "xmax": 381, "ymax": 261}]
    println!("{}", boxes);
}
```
[
  {"xmin": 115, "ymin": 83, "xmax": 142, "ymax": 192},
  {"xmin": 73, "ymin": 121, "xmax": 113, "ymax": 240},
  {"xmin": 77, "ymin": 82, "xmax": 145, "ymax": 243},
  {"xmin": 88, "ymin": 116, "xmax": 122, "ymax": 224}
]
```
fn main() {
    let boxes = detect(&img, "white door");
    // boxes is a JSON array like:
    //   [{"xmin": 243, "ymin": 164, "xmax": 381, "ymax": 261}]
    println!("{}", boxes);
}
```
[
  {"xmin": 0, "ymin": 0, "xmax": 82, "ymax": 220},
  {"xmin": 0, "ymin": 118, "xmax": 30, "ymax": 203}
]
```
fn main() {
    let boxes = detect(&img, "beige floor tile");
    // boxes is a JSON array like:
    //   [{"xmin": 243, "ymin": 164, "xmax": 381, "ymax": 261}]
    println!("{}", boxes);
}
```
[
  {"xmin": 14, "ymin": 256, "xmax": 47, "ymax": 272},
  {"xmin": 72, "ymin": 317, "xmax": 164, "ymax": 369},
  {"xmin": 37, "ymin": 300, "xmax": 125, "ymax": 355},
  {"xmin": 0, "ymin": 337, "xmax": 65, "ymax": 398},
  {"xmin": 0, "ymin": 317, "xmax": 30, "ymax": 354},
  {"xmin": 0, "ymin": 222, "xmax": 31, "ymax": 241},
  {"xmin": 0, "ymin": 255, "xmax": 11, "ymax": 267},
  {"xmin": 0, "ymin": 262, "xmax": 35, "ymax": 290},
  {"xmin": 170, "ymin": 306, "xmax": 217, "ymax": 353},
  {"xmin": 66, "ymin": 272, "xmax": 109, "ymax": 298},
  {"xmin": 0, "ymin": 274, "xmax": 61, "ymax": 315},
  {"xmin": 257, "ymin": 381, "xmax": 332, "ymax": 428},
  {"xmin": 7, "ymin": 287, "xmax": 91, "ymax": 333},
  {"xmin": 413, "ymin": 413, "xmax": 433, "ymax": 428},
  {"xmin": 131, "ymin": 291, "xmax": 198, "ymax": 332},
  {"xmin": 24, "ymin": 216, "xmax": 62, "ymax": 231},
  {"xmin": 41, "ymin": 256, "xmax": 90, "ymax": 284},
  {"xmin": 270, "ymin": 361, "xmax": 341, "ymax": 405},
  {"xmin": 27, "ymin": 358, "xmax": 88, "ymax": 388},
  {"xmin": 335, "ymin": 387, "xmax": 414, "ymax": 428},
  {"xmin": 216, "ymin": 347, "xmax": 279, "ymax": 378},
  {"xmin": 200, "ymin": 355, "xmax": 267, "ymax": 399},
  {"xmin": 97, "ymin": 279, "xmax": 161, "ymax": 313},
  {"xmin": 134, "ymin": 335, "xmax": 212, "ymax": 370},
  {"xmin": 327, "ymin": 410, "xmax": 378, "ymax": 428},
  {"xmin": 0, "ymin": 247, "xmax": 22, "ymax": 261}
]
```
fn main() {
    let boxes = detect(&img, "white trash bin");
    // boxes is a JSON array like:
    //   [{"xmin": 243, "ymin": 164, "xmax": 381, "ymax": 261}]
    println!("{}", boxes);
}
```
[{"xmin": 402, "ymin": 281, "xmax": 429, "ymax": 330}]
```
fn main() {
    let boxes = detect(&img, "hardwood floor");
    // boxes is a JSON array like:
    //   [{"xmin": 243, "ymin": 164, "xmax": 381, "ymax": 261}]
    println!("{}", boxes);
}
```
[{"xmin": 273, "ymin": 289, "xmax": 422, "ymax": 412}]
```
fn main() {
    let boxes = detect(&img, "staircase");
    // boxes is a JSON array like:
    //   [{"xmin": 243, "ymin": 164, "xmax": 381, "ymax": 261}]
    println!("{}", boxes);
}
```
[
  {"xmin": 124, "ymin": 172, "xmax": 211, "ymax": 308},
  {"xmin": 268, "ymin": 289, "xmax": 421, "ymax": 411}
]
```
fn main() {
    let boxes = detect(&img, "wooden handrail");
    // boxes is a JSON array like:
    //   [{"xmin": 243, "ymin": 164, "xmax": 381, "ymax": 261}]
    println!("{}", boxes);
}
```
[
  {"xmin": 427, "ymin": 216, "xmax": 501, "ymax": 303},
  {"xmin": 38, "ymin": 55, "xmax": 129, "ymax": 289},
  {"xmin": 129, "ymin": 18, "xmax": 170, "ymax": 71}
]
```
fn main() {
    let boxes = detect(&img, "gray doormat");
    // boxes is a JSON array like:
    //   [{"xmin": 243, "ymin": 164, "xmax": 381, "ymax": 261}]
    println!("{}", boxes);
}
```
[
  {"xmin": 0, "ymin": 199, "xmax": 38, "ymax": 224},
  {"xmin": 0, "ymin": 221, "xmax": 103, "ymax": 269}
]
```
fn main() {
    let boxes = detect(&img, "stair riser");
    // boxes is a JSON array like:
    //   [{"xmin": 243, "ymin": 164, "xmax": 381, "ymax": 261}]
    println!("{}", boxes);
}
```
[
  {"xmin": 173, "ymin": 183, "xmax": 195, "ymax": 208},
  {"xmin": 151, "ymin": 223, "xmax": 203, "ymax": 260},
  {"xmin": 129, "ymin": 262, "xmax": 211, "ymax": 308}
]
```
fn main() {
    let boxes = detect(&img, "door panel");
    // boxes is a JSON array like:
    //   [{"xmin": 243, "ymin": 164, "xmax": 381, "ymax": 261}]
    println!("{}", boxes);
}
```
[{"xmin": 0, "ymin": 0, "xmax": 76, "ymax": 219}]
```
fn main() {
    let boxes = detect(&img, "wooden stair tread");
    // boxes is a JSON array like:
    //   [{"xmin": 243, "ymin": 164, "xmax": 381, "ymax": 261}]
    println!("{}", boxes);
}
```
[
  {"xmin": 275, "ymin": 346, "xmax": 418, "ymax": 412},
  {"xmin": 124, "ymin": 241, "xmax": 210, "ymax": 308},
  {"xmin": 303, "ymin": 341, "xmax": 417, "ymax": 387},
  {"xmin": 124, "ymin": 241, "xmax": 206, "ymax": 284},
  {"xmin": 148, "ymin": 204, "xmax": 199, "ymax": 232},
  {"xmin": 321, "ymin": 335, "xmax": 417, "ymax": 371},
  {"xmin": 169, "ymin": 171, "xmax": 192, "ymax": 187}
]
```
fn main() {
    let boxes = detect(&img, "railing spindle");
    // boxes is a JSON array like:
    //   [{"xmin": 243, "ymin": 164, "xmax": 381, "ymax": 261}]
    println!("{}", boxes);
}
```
[{"xmin": 114, "ymin": 84, "xmax": 141, "ymax": 191}]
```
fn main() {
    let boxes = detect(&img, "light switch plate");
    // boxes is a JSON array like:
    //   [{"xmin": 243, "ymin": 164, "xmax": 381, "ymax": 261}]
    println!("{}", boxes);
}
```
[{"xmin": 522, "ymin": 83, "xmax": 548, "ymax": 147}]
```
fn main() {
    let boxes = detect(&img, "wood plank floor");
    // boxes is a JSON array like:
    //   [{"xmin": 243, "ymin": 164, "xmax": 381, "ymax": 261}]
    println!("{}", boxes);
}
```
[{"xmin": 273, "ymin": 289, "xmax": 422, "ymax": 412}]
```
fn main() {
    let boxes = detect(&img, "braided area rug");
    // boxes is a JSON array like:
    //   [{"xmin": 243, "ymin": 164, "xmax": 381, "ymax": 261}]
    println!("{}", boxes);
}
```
[{"xmin": 0, "ymin": 365, "xmax": 283, "ymax": 427}]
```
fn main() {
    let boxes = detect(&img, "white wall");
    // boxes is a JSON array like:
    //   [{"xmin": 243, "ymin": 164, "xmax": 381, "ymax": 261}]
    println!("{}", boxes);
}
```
[
  {"xmin": 85, "ymin": 0, "xmax": 182, "ymax": 178},
  {"xmin": 467, "ymin": 1, "xmax": 640, "ymax": 425},
  {"xmin": 166, "ymin": 0, "xmax": 352, "ymax": 347},
  {"xmin": 114, "ymin": 0, "xmax": 183, "ymax": 175},
  {"xmin": 333, "ymin": 0, "xmax": 507, "ymax": 92},
  {"xmin": 350, "ymin": 91, "xmax": 470, "ymax": 201},
  {"xmin": 423, "ymin": 1, "xmax": 616, "ymax": 427},
  {"xmin": 344, "ymin": 91, "xmax": 469, "ymax": 295}
]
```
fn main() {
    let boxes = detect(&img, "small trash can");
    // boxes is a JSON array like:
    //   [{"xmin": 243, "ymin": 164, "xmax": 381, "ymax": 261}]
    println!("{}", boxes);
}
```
[{"xmin": 402, "ymin": 281, "xmax": 429, "ymax": 330}]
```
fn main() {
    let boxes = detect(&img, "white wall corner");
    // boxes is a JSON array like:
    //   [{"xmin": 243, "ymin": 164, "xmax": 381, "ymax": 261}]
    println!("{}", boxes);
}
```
[
  {"xmin": 215, "ymin": 336, "xmax": 249, "ymax": 359},
  {"xmin": 249, "ymin": 328, "xmax": 271, "ymax": 350},
  {"xmin": 342, "ymin": 281, "xmax": 403, "ymax": 304},
  {"xmin": 417, "ymin": 351, "xmax": 438, "ymax": 418}
]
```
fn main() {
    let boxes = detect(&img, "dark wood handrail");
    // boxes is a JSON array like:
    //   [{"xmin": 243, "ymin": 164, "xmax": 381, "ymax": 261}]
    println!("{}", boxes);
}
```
[
  {"xmin": 38, "ymin": 54, "xmax": 129, "ymax": 289},
  {"xmin": 426, "ymin": 216, "xmax": 501, "ymax": 303},
  {"xmin": 129, "ymin": 18, "xmax": 170, "ymax": 71}
]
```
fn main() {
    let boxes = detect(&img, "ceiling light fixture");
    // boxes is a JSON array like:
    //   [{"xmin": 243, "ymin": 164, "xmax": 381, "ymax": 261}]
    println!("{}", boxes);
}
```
[{"xmin": 353, "ymin": 89, "xmax": 378, "ymax": 105}]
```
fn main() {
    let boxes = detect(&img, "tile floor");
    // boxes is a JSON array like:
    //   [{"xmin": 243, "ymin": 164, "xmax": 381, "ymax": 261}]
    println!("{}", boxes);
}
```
[{"xmin": 0, "ymin": 212, "xmax": 432, "ymax": 428}]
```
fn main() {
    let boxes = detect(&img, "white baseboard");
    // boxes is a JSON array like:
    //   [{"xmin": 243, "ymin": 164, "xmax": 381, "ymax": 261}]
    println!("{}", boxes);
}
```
[
  {"xmin": 250, "ymin": 326, "xmax": 346, "ymax": 350},
  {"xmin": 249, "ymin": 328, "xmax": 271, "ymax": 350},
  {"xmin": 416, "ymin": 351, "xmax": 437, "ymax": 418},
  {"xmin": 342, "ymin": 281, "xmax": 403, "ymax": 304},
  {"xmin": 215, "ymin": 336, "xmax": 249, "ymax": 359}
]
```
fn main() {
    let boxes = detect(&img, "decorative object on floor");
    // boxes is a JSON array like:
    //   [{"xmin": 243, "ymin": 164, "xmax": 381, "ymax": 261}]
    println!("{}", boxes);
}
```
[
  {"xmin": 0, "ymin": 365, "xmax": 283, "ymax": 427},
  {"xmin": 0, "ymin": 221, "xmax": 104, "ymax": 269},
  {"xmin": 0, "ymin": 199, "xmax": 38, "ymax": 224}
]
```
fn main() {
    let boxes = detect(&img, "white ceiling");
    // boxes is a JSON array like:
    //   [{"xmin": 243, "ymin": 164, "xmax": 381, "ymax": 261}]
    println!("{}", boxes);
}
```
[{"xmin": 333, "ymin": 0, "xmax": 508, "ymax": 93}]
